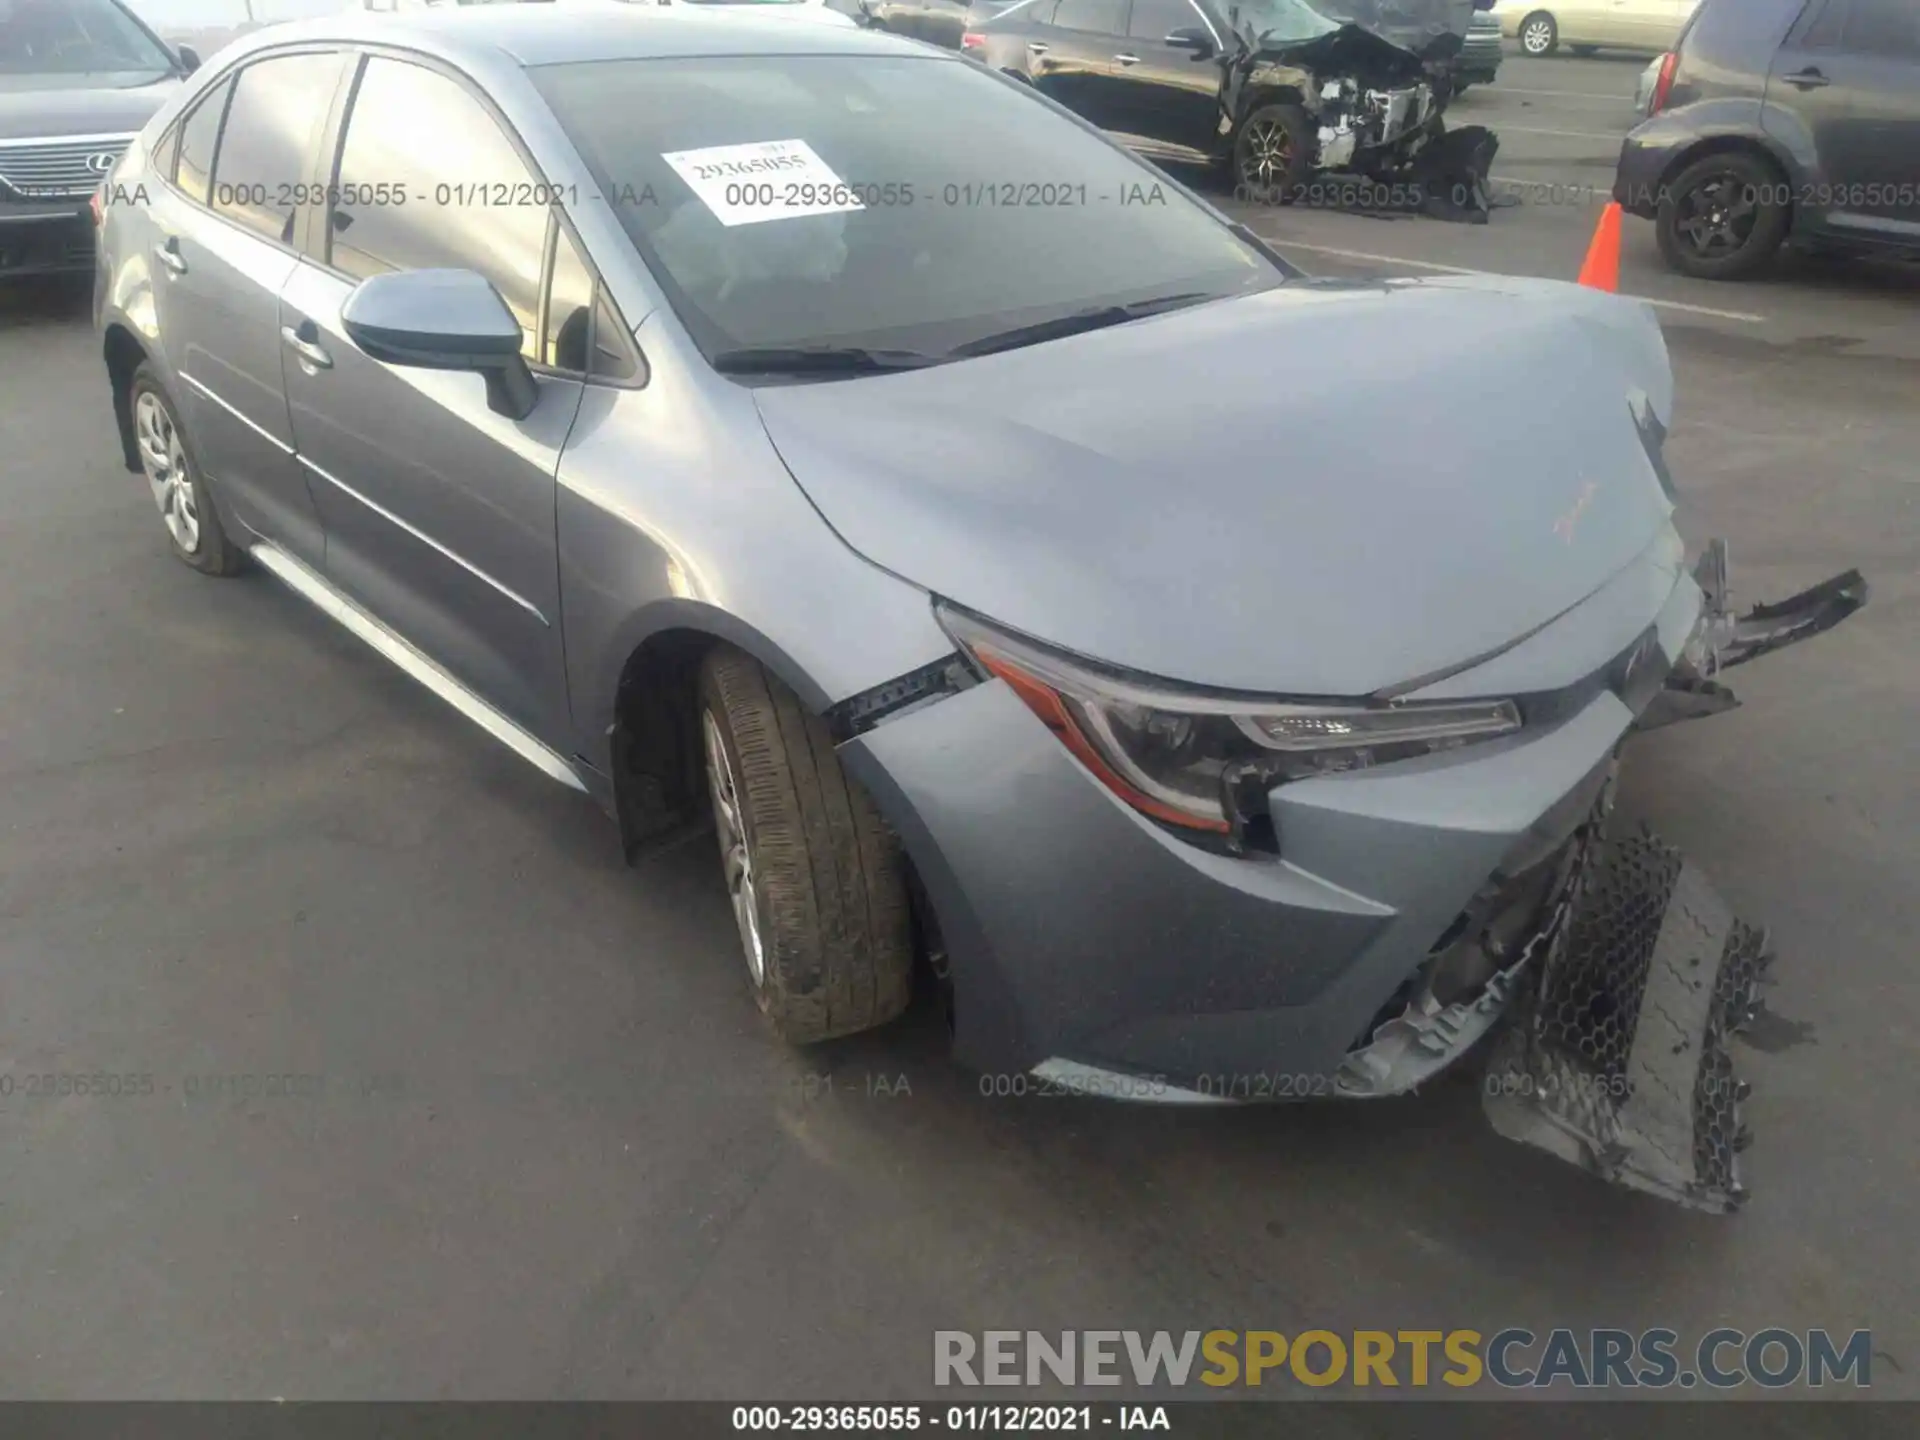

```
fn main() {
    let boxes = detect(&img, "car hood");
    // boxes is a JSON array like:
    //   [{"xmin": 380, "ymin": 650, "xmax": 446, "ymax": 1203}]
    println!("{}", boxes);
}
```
[
  {"xmin": 0, "ymin": 76, "xmax": 182, "ymax": 141},
  {"xmin": 752, "ymin": 275, "xmax": 1679, "ymax": 698}
]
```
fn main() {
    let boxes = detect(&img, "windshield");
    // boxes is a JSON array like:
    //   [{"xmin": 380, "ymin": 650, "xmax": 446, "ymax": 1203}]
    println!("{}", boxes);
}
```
[
  {"xmin": 1227, "ymin": 0, "xmax": 1343, "ymax": 43},
  {"xmin": 533, "ymin": 55, "xmax": 1282, "ymax": 368},
  {"xmin": 0, "ymin": 0, "xmax": 176, "ymax": 84}
]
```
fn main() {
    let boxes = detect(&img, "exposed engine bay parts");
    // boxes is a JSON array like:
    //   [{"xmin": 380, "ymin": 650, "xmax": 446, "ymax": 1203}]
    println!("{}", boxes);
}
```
[{"xmin": 1228, "ymin": 4, "xmax": 1497, "ymax": 220}]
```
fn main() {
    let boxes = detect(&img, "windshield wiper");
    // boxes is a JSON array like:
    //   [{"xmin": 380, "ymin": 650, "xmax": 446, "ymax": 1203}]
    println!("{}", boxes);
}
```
[
  {"xmin": 710, "ymin": 345, "xmax": 943, "ymax": 377},
  {"xmin": 949, "ymin": 292, "xmax": 1214, "ymax": 359}
]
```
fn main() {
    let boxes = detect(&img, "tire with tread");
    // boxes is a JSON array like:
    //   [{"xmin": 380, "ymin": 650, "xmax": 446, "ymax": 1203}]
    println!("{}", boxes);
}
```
[
  {"xmin": 1519, "ymin": 11, "xmax": 1559, "ymax": 56},
  {"xmin": 699, "ymin": 647, "xmax": 913, "ymax": 1044},
  {"xmin": 1233, "ymin": 102, "xmax": 1314, "ymax": 203},
  {"xmin": 129, "ymin": 362, "xmax": 246, "ymax": 576},
  {"xmin": 1655, "ymin": 149, "xmax": 1791, "ymax": 281}
]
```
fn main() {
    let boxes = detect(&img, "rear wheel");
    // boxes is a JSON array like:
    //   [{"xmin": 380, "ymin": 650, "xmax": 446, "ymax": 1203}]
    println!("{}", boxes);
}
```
[
  {"xmin": 699, "ymin": 647, "xmax": 913, "ymax": 1044},
  {"xmin": 1656, "ymin": 150, "xmax": 1791, "ymax": 281},
  {"xmin": 1519, "ymin": 12, "xmax": 1558, "ymax": 56},
  {"xmin": 129, "ymin": 364, "xmax": 245, "ymax": 576}
]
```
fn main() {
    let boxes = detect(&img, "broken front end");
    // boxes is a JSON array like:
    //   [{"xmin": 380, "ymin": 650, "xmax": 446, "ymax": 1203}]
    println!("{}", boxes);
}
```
[
  {"xmin": 1230, "ymin": 9, "xmax": 1498, "ymax": 217},
  {"xmin": 1345, "ymin": 545, "xmax": 1866, "ymax": 1214}
]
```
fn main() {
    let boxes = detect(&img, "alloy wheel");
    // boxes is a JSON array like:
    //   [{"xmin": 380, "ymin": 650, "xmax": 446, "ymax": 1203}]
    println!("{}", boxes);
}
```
[
  {"xmin": 704, "ymin": 709, "xmax": 767, "ymax": 987},
  {"xmin": 134, "ymin": 390, "xmax": 200, "ymax": 553},
  {"xmin": 1521, "ymin": 17, "xmax": 1554, "ymax": 55},
  {"xmin": 1674, "ymin": 173, "xmax": 1761, "ymax": 261},
  {"xmin": 1241, "ymin": 119, "xmax": 1293, "ymax": 191}
]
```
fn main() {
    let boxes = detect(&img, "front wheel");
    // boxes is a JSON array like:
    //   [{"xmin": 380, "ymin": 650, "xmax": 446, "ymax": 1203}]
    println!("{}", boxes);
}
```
[
  {"xmin": 699, "ymin": 648, "xmax": 913, "ymax": 1045},
  {"xmin": 1233, "ymin": 103, "xmax": 1313, "ymax": 204},
  {"xmin": 129, "ymin": 364, "xmax": 245, "ymax": 576},
  {"xmin": 1519, "ymin": 12, "xmax": 1558, "ymax": 56},
  {"xmin": 1655, "ymin": 151, "xmax": 1791, "ymax": 281}
]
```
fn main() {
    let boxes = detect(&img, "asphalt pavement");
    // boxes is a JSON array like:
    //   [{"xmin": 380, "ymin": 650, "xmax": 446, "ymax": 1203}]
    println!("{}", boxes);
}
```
[{"xmin": 1, "ymin": 50, "xmax": 1916, "ymax": 1405}]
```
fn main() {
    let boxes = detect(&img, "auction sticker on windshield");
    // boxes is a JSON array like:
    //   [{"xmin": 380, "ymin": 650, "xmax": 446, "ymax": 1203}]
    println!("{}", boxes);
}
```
[{"xmin": 660, "ymin": 139, "xmax": 866, "ymax": 227}]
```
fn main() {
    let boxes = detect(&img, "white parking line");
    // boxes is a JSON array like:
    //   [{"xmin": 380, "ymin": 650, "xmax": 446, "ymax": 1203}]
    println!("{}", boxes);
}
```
[
  {"xmin": 1488, "ymin": 87, "xmax": 1637, "ymax": 103},
  {"xmin": 1261, "ymin": 239, "xmax": 1771, "ymax": 324},
  {"xmin": 1496, "ymin": 125, "xmax": 1633, "ymax": 141},
  {"xmin": 1489, "ymin": 174, "xmax": 1609, "ymax": 198}
]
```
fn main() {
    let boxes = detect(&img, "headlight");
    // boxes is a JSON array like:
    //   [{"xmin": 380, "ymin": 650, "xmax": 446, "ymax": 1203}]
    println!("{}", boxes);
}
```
[{"xmin": 938, "ymin": 605, "xmax": 1522, "ymax": 839}]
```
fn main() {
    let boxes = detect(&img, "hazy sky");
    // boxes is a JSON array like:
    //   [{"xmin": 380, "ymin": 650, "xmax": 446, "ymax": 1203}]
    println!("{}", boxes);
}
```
[{"xmin": 126, "ymin": 0, "xmax": 348, "ymax": 28}]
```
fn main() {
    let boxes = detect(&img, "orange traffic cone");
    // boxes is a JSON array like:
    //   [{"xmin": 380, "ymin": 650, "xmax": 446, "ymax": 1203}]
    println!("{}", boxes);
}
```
[{"xmin": 1577, "ymin": 202, "xmax": 1624, "ymax": 292}]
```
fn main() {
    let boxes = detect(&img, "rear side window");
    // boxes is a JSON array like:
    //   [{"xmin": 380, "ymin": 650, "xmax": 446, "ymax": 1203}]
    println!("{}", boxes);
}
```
[
  {"xmin": 210, "ymin": 52, "xmax": 348, "ymax": 245},
  {"xmin": 1051, "ymin": 0, "xmax": 1126, "ymax": 33},
  {"xmin": 1834, "ymin": 0, "xmax": 1920, "ymax": 56},
  {"xmin": 328, "ymin": 57, "xmax": 549, "ymax": 362},
  {"xmin": 173, "ymin": 74, "xmax": 234, "ymax": 207}
]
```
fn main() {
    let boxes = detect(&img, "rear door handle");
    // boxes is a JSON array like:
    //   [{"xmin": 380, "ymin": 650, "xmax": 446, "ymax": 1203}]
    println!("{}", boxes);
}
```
[
  {"xmin": 1785, "ymin": 67, "xmax": 1830, "ymax": 89},
  {"xmin": 153, "ymin": 237, "xmax": 188, "ymax": 276},
  {"xmin": 281, "ymin": 322, "xmax": 333, "ymax": 372},
  {"xmin": 1026, "ymin": 41, "xmax": 1048, "ymax": 53},
  {"xmin": 1114, "ymin": 52, "xmax": 1141, "ymax": 65}
]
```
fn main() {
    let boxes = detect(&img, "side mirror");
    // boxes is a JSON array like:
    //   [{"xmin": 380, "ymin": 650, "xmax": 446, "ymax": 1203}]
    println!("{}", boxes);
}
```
[
  {"xmin": 176, "ymin": 44, "xmax": 201, "ymax": 74},
  {"xmin": 341, "ymin": 269, "xmax": 538, "ymax": 421},
  {"xmin": 1164, "ymin": 26, "xmax": 1214, "ymax": 57}
]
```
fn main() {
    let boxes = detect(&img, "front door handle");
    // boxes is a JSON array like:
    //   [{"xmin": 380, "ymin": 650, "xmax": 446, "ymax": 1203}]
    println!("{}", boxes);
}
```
[
  {"xmin": 1026, "ymin": 41, "xmax": 1049, "ymax": 53},
  {"xmin": 1114, "ymin": 52, "xmax": 1141, "ymax": 65},
  {"xmin": 153, "ymin": 237, "xmax": 188, "ymax": 276},
  {"xmin": 281, "ymin": 322, "xmax": 333, "ymax": 372},
  {"xmin": 1785, "ymin": 67, "xmax": 1830, "ymax": 89}
]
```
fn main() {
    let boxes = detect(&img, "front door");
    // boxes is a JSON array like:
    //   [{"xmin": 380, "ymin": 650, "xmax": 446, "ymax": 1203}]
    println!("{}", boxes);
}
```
[
  {"xmin": 279, "ymin": 54, "xmax": 584, "ymax": 750},
  {"xmin": 1028, "ymin": 0, "xmax": 1132, "ymax": 131},
  {"xmin": 1105, "ymin": 0, "xmax": 1224, "ymax": 160}
]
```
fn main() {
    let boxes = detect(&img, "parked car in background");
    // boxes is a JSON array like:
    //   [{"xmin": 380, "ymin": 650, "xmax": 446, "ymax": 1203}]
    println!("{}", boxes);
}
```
[
  {"xmin": 968, "ymin": 0, "xmax": 1460, "ymax": 195},
  {"xmin": 621, "ymin": 0, "xmax": 861, "ymax": 25},
  {"xmin": 1458, "ymin": 6, "xmax": 1504, "ymax": 86},
  {"xmin": 1493, "ymin": 0, "xmax": 1700, "ymax": 58},
  {"xmin": 0, "ymin": 0, "xmax": 197, "ymax": 278},
  {"xmin": 859, "ymin": 0, "xmax": 976, "ymax": 47},
  {"xmin": 1616, "ymin": 0, "xmax": 1920, "ymax": 279}
]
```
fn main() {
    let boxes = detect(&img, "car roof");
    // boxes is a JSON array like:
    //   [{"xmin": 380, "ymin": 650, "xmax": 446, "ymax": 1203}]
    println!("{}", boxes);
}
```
[{"xmin": 239, "ymin": 7, "xmax": 938, "ymax": 69}]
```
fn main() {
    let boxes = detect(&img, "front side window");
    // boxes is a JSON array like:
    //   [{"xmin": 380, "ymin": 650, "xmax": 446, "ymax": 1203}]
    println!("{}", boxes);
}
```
[
  {"xmin": 329, "ymin": 57, "xmax": 549, "ymax": 361},
  {"xmin": 532, "ymin": 53, "xmax": 1282, "ymax": 368},
  {"xmin": 210, "ymin": 53, "xmax": 348, "ymax": 245},
  {"xmin": 0, "ymin": 0, "xmax": 176, "ymax": 88},
  {"xmin": 173, "ymin": 74, "xmax": 234, "ymax": 207}
]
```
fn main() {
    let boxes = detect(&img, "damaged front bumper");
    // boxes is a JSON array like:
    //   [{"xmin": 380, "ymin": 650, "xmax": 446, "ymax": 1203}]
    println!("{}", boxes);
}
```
[
  {"xmin": 1479, "ymin": 544, "xmax": 1866, "ymax": 1213},
  {"xmin": 845, "ymin": 542, "xmax": 1865, "ymax": 1213}
]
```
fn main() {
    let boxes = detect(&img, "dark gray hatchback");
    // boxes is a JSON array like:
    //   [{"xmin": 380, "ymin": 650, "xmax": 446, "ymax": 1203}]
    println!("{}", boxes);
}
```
[
  {"xmin": 0, "ymin": 0, "xmax": 196, "ymax": 277},
  {"xmin": 1615, "ymin": 0, "xmax": 1920, "ymax": 279}
]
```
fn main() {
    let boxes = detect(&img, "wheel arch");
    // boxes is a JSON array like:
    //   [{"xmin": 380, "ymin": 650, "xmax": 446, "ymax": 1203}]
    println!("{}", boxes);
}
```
[
  {"xmin": 1655, "ymin": 134, "xmax": 1795, "ymax": 227},
  {"xmin": 103, "ymin": 323, "xmax": 149, "ymax": 474},
  {"xmin": 602, "ymin": 602, "xmax": 835, "ymax": 860}
]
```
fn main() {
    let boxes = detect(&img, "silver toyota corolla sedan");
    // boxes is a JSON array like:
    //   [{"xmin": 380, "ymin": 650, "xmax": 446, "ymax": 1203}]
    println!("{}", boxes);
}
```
[{"xmin": 94, "ymin": 7, "xmax": 1863, "ymax": 1208}]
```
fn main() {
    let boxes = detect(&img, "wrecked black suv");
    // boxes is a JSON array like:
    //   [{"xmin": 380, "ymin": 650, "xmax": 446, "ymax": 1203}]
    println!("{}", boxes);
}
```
[{"xmin": 969, "ymin": 0, "xmax": 1496, "ymax": 211}]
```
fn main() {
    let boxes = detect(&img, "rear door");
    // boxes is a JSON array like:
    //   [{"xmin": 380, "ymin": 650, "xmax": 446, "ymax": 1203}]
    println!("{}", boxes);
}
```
[
  {"xmin": 278, "ymin": 53, "xmax": 586, "ymax": 749},
  {"xmin": 1105, "ymin": 0, "xmax": 1223, "ymax": 158},
  {"xmin": 1027, "ymin": 0, "xmax": 1132, "ymax": 129},
  {"xmin": 145, "ymin": 51, "xmax": 348, "ymax": 572},
  {"xmin": 1766, "ymin": 0, "xmax": 1920, "ymax": 244}
]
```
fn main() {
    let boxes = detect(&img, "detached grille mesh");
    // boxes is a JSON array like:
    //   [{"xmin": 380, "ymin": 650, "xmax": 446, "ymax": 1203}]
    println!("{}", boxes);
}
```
[{"xmin": 1483, "ymin": 824, "xmax": 1770, "ymax": 1213}]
